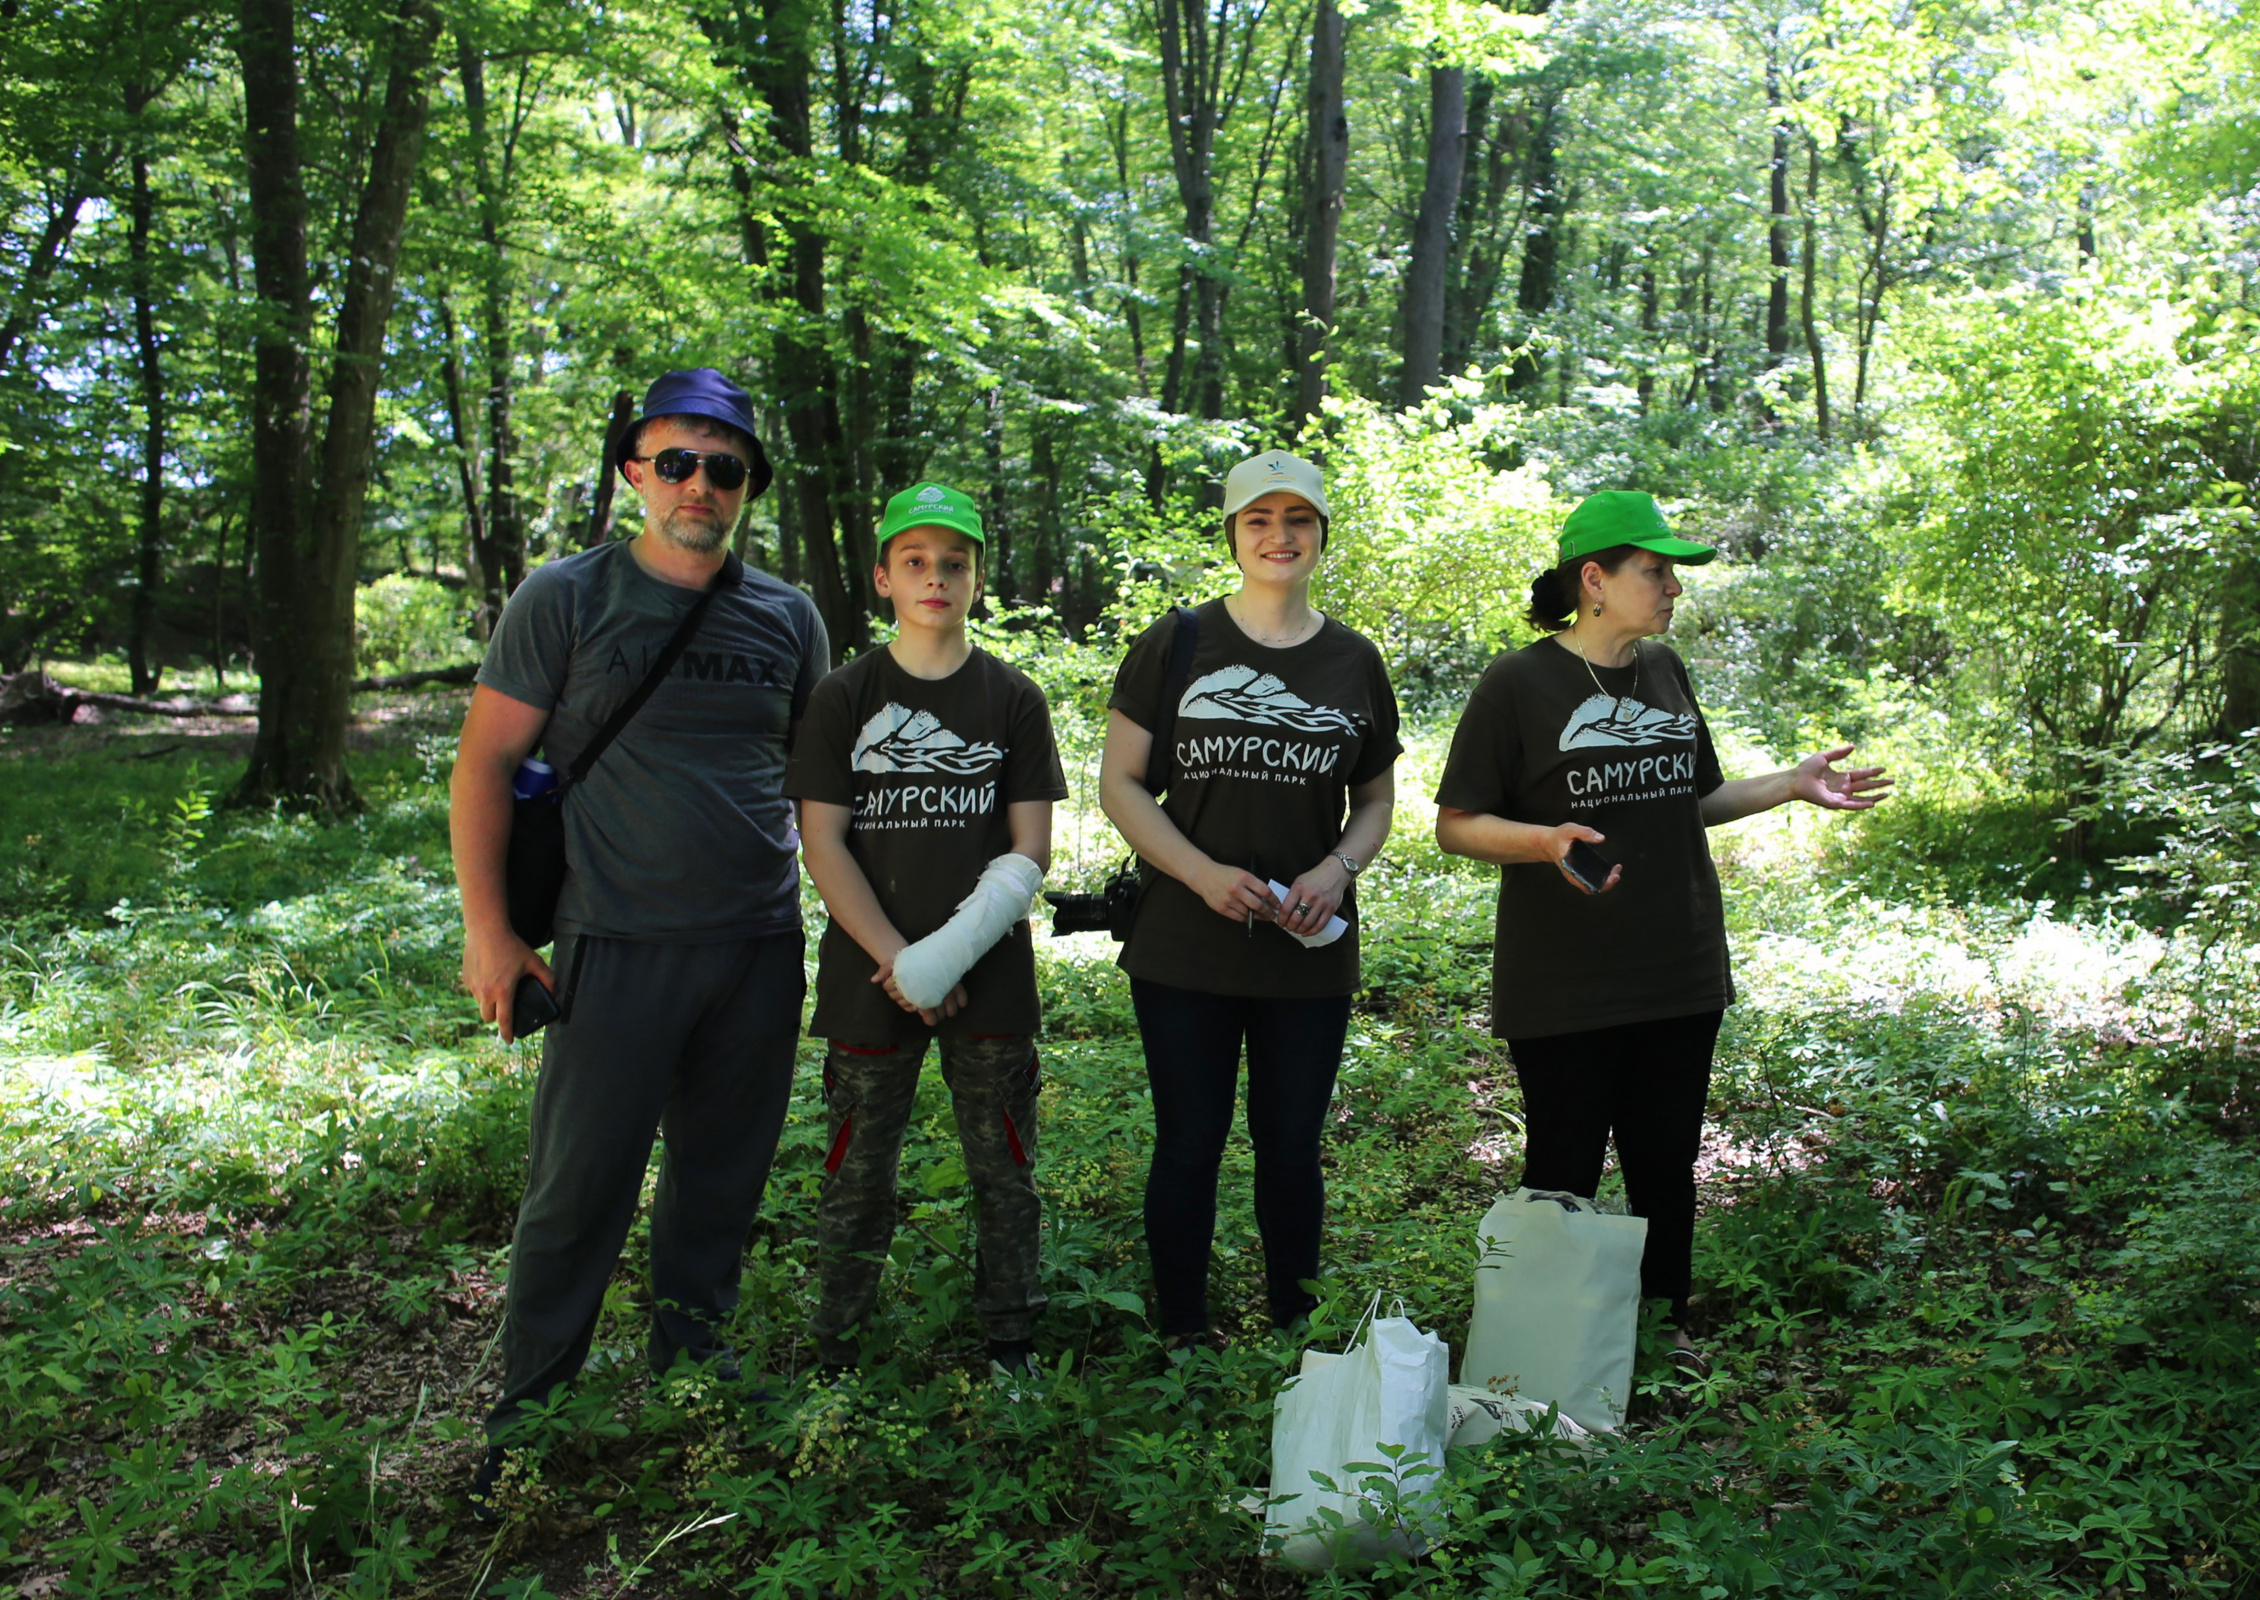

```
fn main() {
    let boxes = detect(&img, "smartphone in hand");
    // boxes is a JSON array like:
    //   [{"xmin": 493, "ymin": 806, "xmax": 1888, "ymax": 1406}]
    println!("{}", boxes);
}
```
[
  {"xmin": 1561, "ymin": 839, "xmax": 1615, "ymax": 894},
  {"xmin": 511, "ymin": 973, "xmax": 562, "ymax": 1038}
]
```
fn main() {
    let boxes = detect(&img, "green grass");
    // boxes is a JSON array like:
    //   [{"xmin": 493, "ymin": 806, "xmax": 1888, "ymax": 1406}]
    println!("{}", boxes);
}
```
[{"xmin": 0, "ymin": 700, "xmax": 2255, "ymax": 1597}]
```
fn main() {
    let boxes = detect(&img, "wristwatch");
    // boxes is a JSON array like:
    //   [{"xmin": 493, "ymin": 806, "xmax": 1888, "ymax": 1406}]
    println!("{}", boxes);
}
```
[{"xmin": 1335, "ymin": 853, "xmax": 1363, "ymax": 878}]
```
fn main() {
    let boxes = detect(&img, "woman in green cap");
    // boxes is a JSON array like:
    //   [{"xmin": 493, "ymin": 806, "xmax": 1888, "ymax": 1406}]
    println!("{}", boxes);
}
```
[{"xmin": 1433, "ymin": 490, "xmax": 1889, "ymax": 1376}]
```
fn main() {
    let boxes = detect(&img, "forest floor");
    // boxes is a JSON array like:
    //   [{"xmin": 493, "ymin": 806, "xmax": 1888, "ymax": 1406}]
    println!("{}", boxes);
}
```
[{"xmin": 1, "ymin": 694, "xmax": 2256, "ymax": 1599}]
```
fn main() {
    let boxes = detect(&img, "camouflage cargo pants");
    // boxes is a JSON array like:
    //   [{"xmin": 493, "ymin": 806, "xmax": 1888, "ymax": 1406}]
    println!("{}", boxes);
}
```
[{"xmin": 810, "ymin": 1033, "xmax": 1044, "ymax": 1364}]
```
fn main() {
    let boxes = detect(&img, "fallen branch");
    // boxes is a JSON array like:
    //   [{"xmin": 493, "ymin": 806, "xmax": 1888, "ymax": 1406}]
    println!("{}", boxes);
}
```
[
  {"xmin": 354, "ymin": 662, "xmax": 478, "ymax": 691},
  {"xmin": 0, "ymin": 663, "xmax": 479, "ymax": 725}
]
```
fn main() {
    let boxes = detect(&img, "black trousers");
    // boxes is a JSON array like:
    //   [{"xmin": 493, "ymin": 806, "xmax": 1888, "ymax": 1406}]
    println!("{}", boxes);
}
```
[
  {"xmin": 487, "ymin": 930, "xmax": 804, "ymax": 1441},
  {"xmin": 1131, "ymin": 978, "xmax": 1353, "ymax": 1336},
  {"xmin": 1505, "ymin": 1009, "xmax": 1723, "ymax": 1326}
]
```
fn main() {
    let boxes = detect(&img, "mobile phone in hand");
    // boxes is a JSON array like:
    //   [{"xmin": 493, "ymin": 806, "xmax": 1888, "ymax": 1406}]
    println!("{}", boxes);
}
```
[
  {"xmin": 511, "ymin": 973, "xmax": 562, "ymax": 1038},
  {"xmin": 1561, "ymin": 839, "xmax": 1614, "ymax": 894}
]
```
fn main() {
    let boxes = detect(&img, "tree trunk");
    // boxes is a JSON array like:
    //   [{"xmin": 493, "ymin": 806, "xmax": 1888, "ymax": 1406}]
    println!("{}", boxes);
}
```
[
  {"xmin": 234, "ymin": 0, "xmax": 315, "ymax": 759},
  {"xmin": 1290, "ymin": 0, "xmax": 1345, "ymax": 436},
  {"xmin": 126, "ymin": 142, "xmax": 166, "ymax": 695},
  {"xmin": 1151, "ymin": 0, "xmax": 1253, "ymax": 501},
  {"xmin": 1839, "ymin": 120, "xmax": 1894, "ymax": 419},
  {"xmin": 586, "ymin": 389, "xmax": 634, "ymax": 547},
  {"xmin": 1764, "ymin": 43, "xmax": 1791, "ymax": 374},
  {"xmin": 1443, "ymin": 75, "xmax": 1522, "ymax": 377},
  {"xmin": 2223, "ymin": 554, "xmax": 2260, "ymax": 737},
  {"xmin": 1505, "ymin": 101, "xmax": 1559, "ymax": 394},
  {"xmin": 719, "ymin": 0, "xmax": 865, "ymax": 660},
  {"xmin": 435, "ymin": 294, "xmax": 492, "ymax": 629},
  {"xmin": 1800, "ymin": 135, "xmax": 1830, "ymax": 441},
  {"xmin": 0, "ymin": 155, "xmax": 108, "ymax": 376},
  {"xmin": 1031, "ymin": 418, "xmax": 1062, "ymax": 614},
  {"xmin": 233, "ymin": 0, "xmax": 442, "ymax": 812},
  {"xmin": 983, "ymin": 385, "xmax": 1014, "ymax": 604},
  {"xmin": 1637, "ymin": 265, "xmax": 1658, "ymax": 413},
  {"xmin": 1400, "ymin": 65, "xmax": 1466, "ymax": 408},
  {"xmin": 458, "ymin": 27, "xmax": 526, "ymax": 601}
]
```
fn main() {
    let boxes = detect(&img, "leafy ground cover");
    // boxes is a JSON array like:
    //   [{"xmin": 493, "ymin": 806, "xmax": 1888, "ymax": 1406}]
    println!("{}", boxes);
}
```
[{"xmin": 0, "ymin": 697, "xmax": 2255, "ymax": 1598}]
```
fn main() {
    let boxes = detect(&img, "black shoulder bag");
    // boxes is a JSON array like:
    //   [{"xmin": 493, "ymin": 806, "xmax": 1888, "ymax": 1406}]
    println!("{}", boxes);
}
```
[
  {"xmin": 504, "ymin": 554, "xmax": 741, "ymax": 948},
  {"xmin": 1045, "ymin": 603, "xmax": 1198, "ymax": 940}
]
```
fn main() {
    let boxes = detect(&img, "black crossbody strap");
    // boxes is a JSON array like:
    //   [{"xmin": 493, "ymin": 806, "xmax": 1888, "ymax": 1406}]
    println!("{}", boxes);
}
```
[
  {"xmin": 560, "ymin": 552, "xmax": 742, "ymax": 792},
  {"xmin": 1143, "ymin": 603, "xmax": 1200, "ymax": 798}
]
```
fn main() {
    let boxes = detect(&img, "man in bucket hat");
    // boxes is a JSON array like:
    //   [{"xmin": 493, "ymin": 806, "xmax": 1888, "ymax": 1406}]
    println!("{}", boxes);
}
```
[{"xmin": 449, "ymin": 369, "xmax": 827, "ymax": 1518}]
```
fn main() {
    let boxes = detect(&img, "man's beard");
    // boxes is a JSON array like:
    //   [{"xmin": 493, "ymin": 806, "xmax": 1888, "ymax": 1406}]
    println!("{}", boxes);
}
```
[{"xmin": 656, "ymin": 504, "xmax": 730, "ymax": 553}]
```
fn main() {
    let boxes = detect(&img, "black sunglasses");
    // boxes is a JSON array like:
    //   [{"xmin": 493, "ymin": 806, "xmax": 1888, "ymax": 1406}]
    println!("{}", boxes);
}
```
[{"xmin": 635, "ymin": 449, "xmax": 748, "ymax": 491}]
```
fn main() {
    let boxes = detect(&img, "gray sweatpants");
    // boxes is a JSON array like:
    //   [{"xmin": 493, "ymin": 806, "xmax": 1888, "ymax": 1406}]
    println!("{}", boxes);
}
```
[{"xmin": 487, "ymin": 929, "xmax": 804, "ymax": 1441}]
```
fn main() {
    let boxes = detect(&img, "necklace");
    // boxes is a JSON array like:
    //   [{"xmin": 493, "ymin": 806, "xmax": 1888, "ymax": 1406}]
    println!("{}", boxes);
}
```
[
  {"xmin": 1228, "ymin": 597, "xmax": 1319, "ymax": 647},
  {"xmin": 1566, "ymin": 631, "xmax": 1641, "ymax": 720}
]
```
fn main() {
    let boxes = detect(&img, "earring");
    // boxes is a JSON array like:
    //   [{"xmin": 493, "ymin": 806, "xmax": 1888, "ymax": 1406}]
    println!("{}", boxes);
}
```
[{"xmin": 1593, "ymin": 600, "xmax": 1603, "ymax": 617}]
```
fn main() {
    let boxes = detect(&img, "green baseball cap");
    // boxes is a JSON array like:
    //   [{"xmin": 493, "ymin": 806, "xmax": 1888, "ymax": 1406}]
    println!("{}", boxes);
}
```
[
  {"xmin": 1558, "ymin": 491, "xmax": 1716, "ymax": 565},
  {"xmin": 877, "ymin": 481, "xmax": 985, "ymax": 547}
]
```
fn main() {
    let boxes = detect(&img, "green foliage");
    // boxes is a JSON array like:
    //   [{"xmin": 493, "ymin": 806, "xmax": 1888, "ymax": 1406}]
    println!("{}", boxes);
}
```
[
  {"xmin": 2, "ymin": 705, "xmax": 2256, "ymax": 1596},
  {"xmin": 1888, "ymin": 280, "xmax": 2259, "ymax": 769},
  {"xmin": 351, "ymin": 575, "xmax": 478, "ymax": 677},
  {"xmin": 1315, "ymin": 390, "xmax": 1562, "ymax": 706}
]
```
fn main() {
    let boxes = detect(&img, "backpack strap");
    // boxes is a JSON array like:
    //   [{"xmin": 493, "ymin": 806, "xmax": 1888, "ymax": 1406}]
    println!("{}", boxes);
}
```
[
  {"xmin": 560, "ymin": 552, "xmax": 742, "ymax": 793},
  {"xmin": 1142, "ymin": 603, "xmax": 1200, "ymax": 798}
]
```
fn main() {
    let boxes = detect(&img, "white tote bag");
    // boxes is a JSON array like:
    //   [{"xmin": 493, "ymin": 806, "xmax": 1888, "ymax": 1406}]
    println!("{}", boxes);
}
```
[
  {"xmin": 1445, "ymin": 1383, "xmax": 1593, "ymax": 1451},
  {"xmin": 1265, "ymin": 1298, "xmax": 1451, "ymax": 1571},
  {"xmin": 1459, "ymin": 1188, "xmax": 1647, "ymax": 1435}
]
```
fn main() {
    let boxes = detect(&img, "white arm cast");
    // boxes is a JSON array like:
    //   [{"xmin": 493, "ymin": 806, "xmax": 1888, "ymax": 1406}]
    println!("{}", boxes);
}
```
[{"xmin": 890, "ymin": 852, "xmax": 1045, "ymax": 1011}]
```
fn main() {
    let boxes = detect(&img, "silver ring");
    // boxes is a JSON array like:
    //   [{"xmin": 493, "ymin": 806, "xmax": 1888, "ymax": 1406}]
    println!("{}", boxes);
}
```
[{"xmin": 1294, "ymin": 901, "xmax": 1311, "ymax": 914}]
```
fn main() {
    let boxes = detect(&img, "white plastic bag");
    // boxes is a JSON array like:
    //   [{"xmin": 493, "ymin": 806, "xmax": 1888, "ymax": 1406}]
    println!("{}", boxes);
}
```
[
  {"xmin": 1265, "ymin": 1298, "xmax": 1451, "ymax": 1570},
  {"xmin": 1445, "ymin": 1383, "xmax": 1594, "ymax": 1451},
  {"xmin": 1459, "ymin": 1187, "xmax": 1647, "ymax": 1435}
]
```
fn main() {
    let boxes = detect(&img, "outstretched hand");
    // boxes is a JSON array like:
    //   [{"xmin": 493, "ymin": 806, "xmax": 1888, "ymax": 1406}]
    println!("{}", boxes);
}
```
[{"xmin": 1791, "ymin": 745, "xmax": 1893, "ymax": 811}]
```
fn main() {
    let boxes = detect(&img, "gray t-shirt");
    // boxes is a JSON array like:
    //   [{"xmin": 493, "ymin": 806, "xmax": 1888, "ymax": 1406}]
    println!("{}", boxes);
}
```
[{"xmin": 477, "ymin": 541, "xmax": 830, "ymax": 943}]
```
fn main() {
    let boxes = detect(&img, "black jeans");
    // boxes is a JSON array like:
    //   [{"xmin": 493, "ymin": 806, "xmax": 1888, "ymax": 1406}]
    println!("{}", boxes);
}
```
[
  {"xmin": 1506, "ymin": 1009, "xmax": 1723, "ymax": 1327},
  {"xmin": 1131, "ymin": 978, "xmax": 1353, "ymax": 1336}
]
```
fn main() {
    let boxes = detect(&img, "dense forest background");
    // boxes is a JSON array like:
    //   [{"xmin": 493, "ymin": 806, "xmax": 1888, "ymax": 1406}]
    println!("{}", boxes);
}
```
[
  {"xmin": 6, "ymin": 0, "xmax": 2257, "ymax": 808},
  {"xmin": 5, "ymin": 1, "xmax": 2260, "ymax": 1596}
]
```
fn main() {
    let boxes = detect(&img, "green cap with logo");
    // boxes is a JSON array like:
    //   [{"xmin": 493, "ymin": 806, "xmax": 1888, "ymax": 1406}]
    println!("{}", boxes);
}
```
[
  {"xmin": 878, "ymin": 481, "xmax": 986, "ymax": 547},
  {"xmin": 1558, "ymin": 490, "xmax": 1716, "ymax": 565}
]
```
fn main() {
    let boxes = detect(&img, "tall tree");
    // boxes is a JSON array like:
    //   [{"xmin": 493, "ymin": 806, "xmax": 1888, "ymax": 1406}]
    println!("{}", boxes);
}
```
[
  {"xmin": 1151, "ymin": 0, "xmax": 1271, "ymax": 435},
  {"xmin": 712, "ymin": 0, "xmax": 864, "ymax": 658},
  {"xmin": 1503, "ymin": 96, "xmax": 1559, "ymax": 395},
  {"xmin": 1763, "ymin": 31, "xmax": 1792, "ymax": 376},
  {"xmin": 455, "ymin": 20, "xmax": 532, "ymax": 621},
  {"xmin": 1799, "ymin": 132, "xmax": 1830, "ymax": 439},
  {"xmin": 233, "ymin": 0, "xmax": 444, "ymax": 809},
  {"xmin": 1289, "ymin": 0, "xmax": 1345, "ymax": 435},
  {"xmin": 1400, "ymin": 64, "xmax": 1466, "ymax": 406}
]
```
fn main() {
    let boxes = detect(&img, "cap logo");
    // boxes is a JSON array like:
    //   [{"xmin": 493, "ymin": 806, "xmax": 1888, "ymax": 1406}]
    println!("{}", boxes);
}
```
[{"xmin": 917, "ymin": 485, "xmax": 946, "ymax": 504}]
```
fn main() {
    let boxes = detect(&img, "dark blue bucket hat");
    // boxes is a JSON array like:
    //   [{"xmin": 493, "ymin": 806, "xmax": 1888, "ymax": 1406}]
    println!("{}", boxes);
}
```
[{"xmin": 614, "ymin": 368, "xmax": 773, "ymax": 500}]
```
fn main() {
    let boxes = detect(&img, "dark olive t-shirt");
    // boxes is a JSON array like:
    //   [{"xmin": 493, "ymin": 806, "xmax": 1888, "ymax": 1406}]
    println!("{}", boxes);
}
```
[
  {"xmin": 1108, "ymin": 600, "xmax": 1403, "ymax": 998},
  {"xmin": 1434, "ymin": 638, "xmax": 1733, "ymax": 1040},
  {"xmin": 785, "ymin": 645, "xmax": 1068, "ymax": 1043}
]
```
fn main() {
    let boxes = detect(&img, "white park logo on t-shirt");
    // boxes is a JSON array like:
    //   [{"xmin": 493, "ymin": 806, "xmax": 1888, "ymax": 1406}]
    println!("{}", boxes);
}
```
[
  {"xmin": 851, "ymin": 704, "xmax": 1003, "ymax": 775},
  {"xmin": 1170, "ymin": 665, "xmax": 1362, "ymax": 786},
  {"xmin": 1177, "ymin": 666, "xmax": 1360, "ymax": 733},
  {"xmin": 1558, "ymin": 693, "xmax": 1697, "ymax": 751}
]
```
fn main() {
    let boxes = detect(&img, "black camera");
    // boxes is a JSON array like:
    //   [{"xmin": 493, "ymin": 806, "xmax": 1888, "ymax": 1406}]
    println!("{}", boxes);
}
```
[{"xmin": 1045, "ymin": 861, "xmax": 1144, "ymax": 941}]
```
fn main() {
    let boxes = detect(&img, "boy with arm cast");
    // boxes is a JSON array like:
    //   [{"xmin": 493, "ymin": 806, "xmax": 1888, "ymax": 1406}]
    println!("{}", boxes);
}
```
[{"xmin": 782, "ymin": 483, "xmax": 1069, "ymax": 1383}]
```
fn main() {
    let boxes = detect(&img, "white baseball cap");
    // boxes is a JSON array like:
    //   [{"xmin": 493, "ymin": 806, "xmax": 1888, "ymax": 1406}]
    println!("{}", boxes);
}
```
[{"xmin": 1222, "ymin": 451, "xmax": 1329, "ymax": 521}]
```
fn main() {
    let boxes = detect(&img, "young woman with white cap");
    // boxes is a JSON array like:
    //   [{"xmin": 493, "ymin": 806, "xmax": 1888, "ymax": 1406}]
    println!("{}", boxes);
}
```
[{"xmin": 1098, "ymin": 452, "xmax": 1403, "ymax": 1347}]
